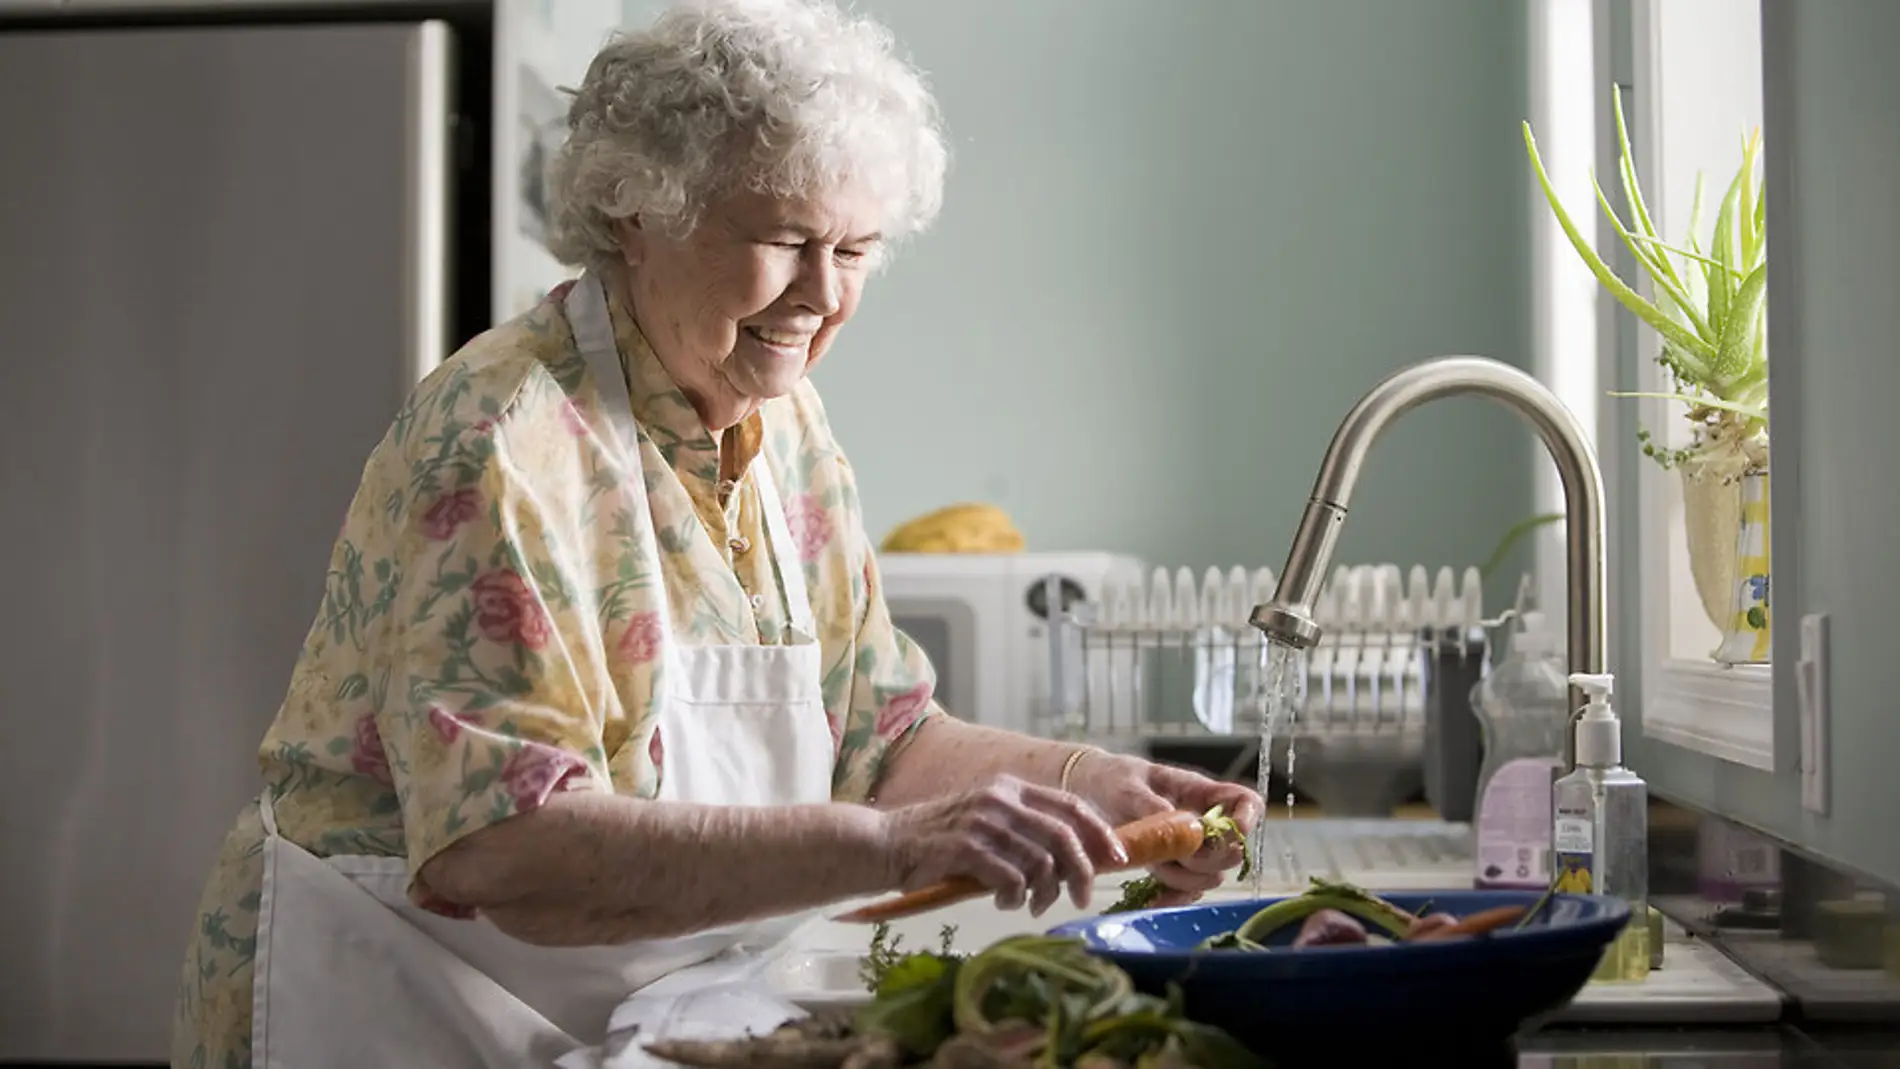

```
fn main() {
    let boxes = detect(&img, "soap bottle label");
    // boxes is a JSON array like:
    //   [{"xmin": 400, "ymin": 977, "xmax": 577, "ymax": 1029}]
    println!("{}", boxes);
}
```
[
  {"xmin": 1553, "ymin": 802, "xmax": 1595, "ymax": 893},
  {"xmin": 1475, "ymin": 758, "xmax": 1558, "ymax": 889}
]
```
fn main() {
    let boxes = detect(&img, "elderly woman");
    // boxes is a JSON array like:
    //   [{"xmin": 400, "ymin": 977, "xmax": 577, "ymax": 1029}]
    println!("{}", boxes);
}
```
[{"xmin": 172, "ymin": 1, "xmax": 1260, "ymax": 1065}]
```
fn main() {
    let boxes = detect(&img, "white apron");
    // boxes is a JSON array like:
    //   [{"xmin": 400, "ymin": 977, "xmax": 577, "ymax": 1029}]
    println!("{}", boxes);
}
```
[{"xmin": 248, "ymin": 272, "xmax": 834, "ymax": 1068}]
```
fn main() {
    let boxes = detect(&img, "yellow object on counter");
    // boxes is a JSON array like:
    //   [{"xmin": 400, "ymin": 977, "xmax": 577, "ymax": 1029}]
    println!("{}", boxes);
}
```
[
  {"xmin": 879, "ymin": 502, "xmax": 1025, "ymax": 554},
  {"xmin": 1815, "ymin": 897, "xmax": 1887, "ymax": 970},
  {"xmin": 1590, "ymin": 915, "xmax": 1653, "ymax": 983}
]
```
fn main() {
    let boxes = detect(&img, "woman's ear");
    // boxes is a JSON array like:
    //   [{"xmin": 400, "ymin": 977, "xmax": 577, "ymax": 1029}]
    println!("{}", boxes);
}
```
[{"xmin": 612, "ymin": 215, "xmax": 645, "ymax": 267}]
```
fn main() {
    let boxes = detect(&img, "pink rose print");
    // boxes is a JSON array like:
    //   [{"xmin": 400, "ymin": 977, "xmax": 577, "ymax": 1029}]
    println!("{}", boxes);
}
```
[
  {"xmin": 548, "ymin": 279, "xmax": 577, "ymax": 303},
  {"xmin": 470, "ymin": 570, "xmax": 553, "ymax": 650},
  {"xmin": 427, "ymin": 706, "xmax": 480, "ymax": 744},
  {"xmin": 559, "ymin": 398, "xmax": 589, "ymax": 437},
  {"xmin": 785, "ymin": 493, "xmax": 833, "ymax": 564},
  {"xmin": 471, "ymin": 418, "xmax": 496, "ymax": 437},
  {"xmin": 349, "ymin": 714, "xmax": 393, "ymax": 786},
  {"xmin": 828, "ymin": 713, "xmax": 844, "ymax": 756},
  {"xmin": 617, "ymin": 611, "xmax": 664, "ymax": 665},
  {"xmin": 874, "ymin": 682, "xmax": 933, "ymax": 740},
  {"xmin": 420, "ymin": 488, "xmax": 482, "ymax": 541},
  {"xmin": 499, "ymin": 742, "xmax": 588, "ymax": 812},
  {"xmin": 648, "ymin": 725, "xmax": 663, "ymax": 770}
]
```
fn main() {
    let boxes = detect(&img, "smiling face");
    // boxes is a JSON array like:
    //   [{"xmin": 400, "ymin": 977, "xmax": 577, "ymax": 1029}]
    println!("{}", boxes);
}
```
[{"xmin": 614, "ymin": 184, "xmax": 884, "ymax": 431}]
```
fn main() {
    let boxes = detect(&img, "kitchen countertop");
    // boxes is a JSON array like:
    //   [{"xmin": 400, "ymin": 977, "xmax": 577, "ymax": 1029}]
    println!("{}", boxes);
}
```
[
  {"xmin": 1232, "ymin": 1025, "xmax": 1900, "ymax": 1068},
  {"xmin": 1511, "ymin": 1025, "xmax": 1900, "ymax": 1067}
]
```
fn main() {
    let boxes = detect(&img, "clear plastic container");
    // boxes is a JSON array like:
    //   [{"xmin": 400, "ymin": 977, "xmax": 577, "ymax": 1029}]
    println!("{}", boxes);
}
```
[
  {"xmin": 1470, "ymin": 610, "xmax": 1569, "ymax": 890},
  {"xmin": 1554, "ymin": 672, "xmax": 1651, "ymax": 982}
]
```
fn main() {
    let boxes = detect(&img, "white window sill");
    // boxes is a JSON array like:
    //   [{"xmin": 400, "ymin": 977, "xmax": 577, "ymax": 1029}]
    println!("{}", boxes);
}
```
[{"xmin": 1641, "ymin": 658, "xmax": 1775, "ymax": 771}]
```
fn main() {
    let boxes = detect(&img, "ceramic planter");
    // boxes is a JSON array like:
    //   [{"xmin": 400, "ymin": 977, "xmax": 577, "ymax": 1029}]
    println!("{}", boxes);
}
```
[
  {"xmin": 1712, "ymin": 470, "xmax": 1771, "ymax": 665},
  {"xmin": 1679, "ymin": 458, "xmax": 1743, "ymax": 633},
  {"xmin": 1676, "ymin": 430, "xmax": 1770, "ymax": 665}
]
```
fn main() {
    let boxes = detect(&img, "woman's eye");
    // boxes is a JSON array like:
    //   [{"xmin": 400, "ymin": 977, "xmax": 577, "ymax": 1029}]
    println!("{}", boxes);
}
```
[{"xmin": 835, "ymin": 248, "xmax": 866, "ymax": 262}]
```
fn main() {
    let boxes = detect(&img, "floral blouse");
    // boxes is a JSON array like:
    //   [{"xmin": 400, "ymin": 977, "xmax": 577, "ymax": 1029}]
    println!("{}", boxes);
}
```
[{"xmin": 171, "ymin": 280, "xmax": 942, "ymax": 1069}]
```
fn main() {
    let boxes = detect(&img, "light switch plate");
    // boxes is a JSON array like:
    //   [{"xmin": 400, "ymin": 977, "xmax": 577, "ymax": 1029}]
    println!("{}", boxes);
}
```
[{"xmin": 1798, "ymin": 613, "xmax": 1829, "ymax": 814}]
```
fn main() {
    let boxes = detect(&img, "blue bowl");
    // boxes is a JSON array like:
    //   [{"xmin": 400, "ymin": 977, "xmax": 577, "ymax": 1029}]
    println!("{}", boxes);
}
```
[{"xmin": 1047, "ymin": 889, "xmax": 1630, "ymax": 1060}]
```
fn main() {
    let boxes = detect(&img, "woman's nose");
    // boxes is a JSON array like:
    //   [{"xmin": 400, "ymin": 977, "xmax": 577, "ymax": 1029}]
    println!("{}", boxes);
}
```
[{"xmin": 792, "ymin": 253, "xmax": 841, "ymax": 316}]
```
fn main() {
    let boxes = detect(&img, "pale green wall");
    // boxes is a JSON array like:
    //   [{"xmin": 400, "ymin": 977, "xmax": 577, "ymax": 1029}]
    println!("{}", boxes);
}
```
[
  {"xmin": 1613, "ymin": 0, "xmax": 1900, "ymax": 887},
  {"xmin": 622, "ymin": 0, "xmax": 1538, "ymax": 579}
]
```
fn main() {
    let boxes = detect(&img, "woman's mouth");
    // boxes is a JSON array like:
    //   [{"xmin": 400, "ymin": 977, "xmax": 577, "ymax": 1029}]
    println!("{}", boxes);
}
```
[{"xmin": 744, "ymin": 325, "xmax": 813, "ymax": 358}]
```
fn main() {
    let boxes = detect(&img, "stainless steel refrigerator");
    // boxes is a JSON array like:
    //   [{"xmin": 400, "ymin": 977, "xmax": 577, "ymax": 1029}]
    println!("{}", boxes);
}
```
[{"xmin": 0, "ymin": 5, "xmax": 598, "ymax": 1061}]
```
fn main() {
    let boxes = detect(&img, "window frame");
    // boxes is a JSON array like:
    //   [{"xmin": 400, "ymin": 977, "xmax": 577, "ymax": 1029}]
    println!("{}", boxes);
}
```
[{"xmin": 1622, "ymin": 0, "xmax": 1774, "ymax": 770}]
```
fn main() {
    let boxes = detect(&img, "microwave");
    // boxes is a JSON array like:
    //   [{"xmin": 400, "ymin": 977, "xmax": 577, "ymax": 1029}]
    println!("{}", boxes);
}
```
[{"xmin": 877, "ymin": 551, "xmax": 1145, "ymax": 737}]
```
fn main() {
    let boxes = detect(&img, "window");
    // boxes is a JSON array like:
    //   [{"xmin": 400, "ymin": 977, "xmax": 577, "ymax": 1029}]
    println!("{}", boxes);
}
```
[
  {"xmin": 1629, "ymin": 0, "xmax": 1772, "ymax": 769},
  {"xmin": 1530, "ymin": 0, "xmax": 1771, "ymax": 768}
]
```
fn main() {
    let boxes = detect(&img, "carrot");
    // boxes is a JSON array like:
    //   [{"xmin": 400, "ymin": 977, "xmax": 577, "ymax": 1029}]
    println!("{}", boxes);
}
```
[
  {"xmin": 1406, "ymin": 904, "xmax": 1529, "ymax": 942},
  {"xmin": 833, "ymin": 809, "xmax": 1207, "ymax": 924}
]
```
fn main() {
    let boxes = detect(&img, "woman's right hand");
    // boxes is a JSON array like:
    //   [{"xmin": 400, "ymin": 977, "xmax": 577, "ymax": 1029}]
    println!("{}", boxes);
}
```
[{"xmin": 876, "ymin": 775, "xmax": 1127, "ymax": 916}]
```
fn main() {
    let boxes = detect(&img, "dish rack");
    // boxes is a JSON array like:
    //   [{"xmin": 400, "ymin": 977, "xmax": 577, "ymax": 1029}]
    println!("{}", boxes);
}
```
[{"xmin": 1030, "ymin": 563, "xmax": 1497, "ymax": 819}]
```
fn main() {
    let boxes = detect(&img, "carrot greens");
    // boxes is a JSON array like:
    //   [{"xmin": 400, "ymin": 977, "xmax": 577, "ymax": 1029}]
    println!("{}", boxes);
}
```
[{"xmin": 1101, "ymin": 806, "xmax": 1252, "ymax": 916}]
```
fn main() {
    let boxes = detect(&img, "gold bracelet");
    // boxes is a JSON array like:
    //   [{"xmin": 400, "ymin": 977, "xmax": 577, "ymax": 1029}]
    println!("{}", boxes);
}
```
[{"xmin": 1059, "ymin": 747, "xmax": 1097, "ymax": 794}]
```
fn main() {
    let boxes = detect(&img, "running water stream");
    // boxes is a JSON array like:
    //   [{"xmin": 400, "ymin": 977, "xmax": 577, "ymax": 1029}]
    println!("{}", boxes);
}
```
[{"xmin": 1250, "ymin": 637, "xmax": 1308, "ymax": 896}]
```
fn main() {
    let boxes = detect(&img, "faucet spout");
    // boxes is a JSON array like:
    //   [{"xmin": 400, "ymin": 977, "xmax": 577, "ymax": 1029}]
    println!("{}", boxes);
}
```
[{"xmin": 1249, "ymin": 355, "xmax": 1606, "ymax": 770}]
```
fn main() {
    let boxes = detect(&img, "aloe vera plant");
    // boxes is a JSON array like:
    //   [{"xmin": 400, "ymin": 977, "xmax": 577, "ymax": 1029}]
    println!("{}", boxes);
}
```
[{"xmin": 1523, "ymin": 87, "xmax": 1768, "ymax": 473}]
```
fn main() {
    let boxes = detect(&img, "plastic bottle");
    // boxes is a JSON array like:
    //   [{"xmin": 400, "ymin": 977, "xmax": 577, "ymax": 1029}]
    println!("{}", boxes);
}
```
[
  {"xmin": 1469, "ymin": 610, "xmax": 1570, "ymax": 890},
  {"xmin": 1552, "ymin": 672, "xmax": 1652, "ymax": 982}
]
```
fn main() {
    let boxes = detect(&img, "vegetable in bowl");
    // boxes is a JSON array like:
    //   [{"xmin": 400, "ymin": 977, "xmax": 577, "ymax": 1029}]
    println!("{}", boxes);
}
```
[
  {"xmin": 1049, "ymin": 883, "xmax": 1627, "ymax": 1061},
  {"xmin": 647, "ymin": 921, "xmax": 1266, "ymax": 1069},
  {"xmin": 1189, "ymin": 878, "xmax": 1540, "ymax": 951}
]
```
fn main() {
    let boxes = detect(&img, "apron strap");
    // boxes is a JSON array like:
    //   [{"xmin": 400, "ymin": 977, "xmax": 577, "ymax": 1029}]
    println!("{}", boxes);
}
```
[
  {"xmin": 751, "ymin": 458, "xmax": 816, "ymax": 640},
  {"xmin": 258, "ymin": 786, "xmax": 282, "ymax": 838},
  {"xmin": 564, "ymin": 276, "xmax": 637, "ymax": 444},
  {"xmin": 562, "ymin": 272, "xmax": 817, "ymax": 642}
]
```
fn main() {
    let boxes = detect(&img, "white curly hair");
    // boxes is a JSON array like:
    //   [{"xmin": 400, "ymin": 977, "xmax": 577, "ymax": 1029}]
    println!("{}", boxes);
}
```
[{"xmin": 547, "ymin": 0, "xmax": 949, "ymax": 273}]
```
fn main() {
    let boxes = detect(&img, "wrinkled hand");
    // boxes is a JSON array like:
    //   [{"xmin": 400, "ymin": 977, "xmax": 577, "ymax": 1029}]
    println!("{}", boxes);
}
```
[
  {"xmin": 1072, "ymin": 753, "xmax": 1264, "ymax": 908},
  {"xmin": 879, "ymin": 775, "xmax": 1129, "ymax": 916}
]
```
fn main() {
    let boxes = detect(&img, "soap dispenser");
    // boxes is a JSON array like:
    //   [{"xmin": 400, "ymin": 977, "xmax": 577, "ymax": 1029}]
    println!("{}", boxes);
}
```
[{"xmin": 1551, "ymin": 672, "xmax": 1651, "ymax": 982}]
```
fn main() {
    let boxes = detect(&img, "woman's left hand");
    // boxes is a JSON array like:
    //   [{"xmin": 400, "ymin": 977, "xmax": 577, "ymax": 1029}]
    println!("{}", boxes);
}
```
[{"xmin": 1070, "ymin": 752, "xmax": 1265, "ymax": 908}]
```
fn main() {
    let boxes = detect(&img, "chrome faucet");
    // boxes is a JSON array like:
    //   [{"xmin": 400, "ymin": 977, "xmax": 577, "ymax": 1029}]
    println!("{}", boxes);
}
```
[{"xmin": 1249, "ymin": 356, "xmax": 1606, "ymax": 771}]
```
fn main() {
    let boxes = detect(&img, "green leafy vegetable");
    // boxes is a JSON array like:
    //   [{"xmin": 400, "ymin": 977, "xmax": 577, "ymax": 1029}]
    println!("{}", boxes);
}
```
[
  {"xmin": 652, "ymin": 923, "xmax": 1269, "ymax": 1066},
  {"xmin": 1187, "ymin": 878, "xmax": 1425, "ymax": 951},
  {"xmin": 1103, "ymin": 875, "xmax": 1165, "ymax": 916},
  {"xmin": 1516, "ymin": 880, "xmax": 1558, "ymax": 931},
  {"xmin": 856, "ymin": 952, "xmax": 961, "ymax": 1058},
  {"xmin": 855, "ymin": 932, "xmax": 1266, "ymax": 1067},
  {"xmin": 861, "ymin": 922, "xmax": 962, "ymax": 994},
  {"xmin": 860, "ymin": 922, "xmax": 908, "ymax": 993},
  {"xmin": 1195, "ymin": 932, "xmax": 1266, "ymax": 952}
]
